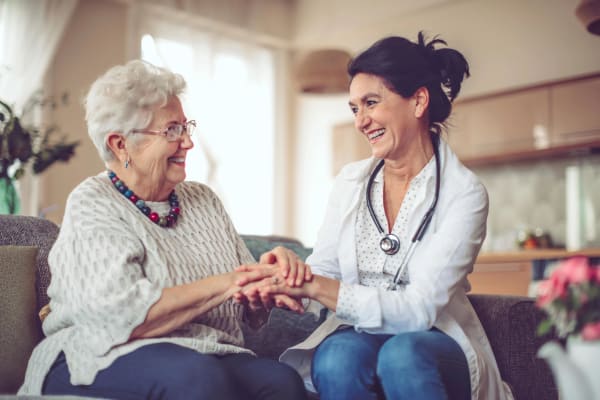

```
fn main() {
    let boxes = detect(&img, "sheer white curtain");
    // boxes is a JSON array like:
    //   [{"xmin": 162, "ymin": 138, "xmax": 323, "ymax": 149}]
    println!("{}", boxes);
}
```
[
  {"xmin": 134, "ymin": 8, "xmax": 277, "ymax": 235},
  {"xmin": 0, "ymin": 0, "xmax": 77, "ymax": 113},
  {"xmin": 0, "ymin": 0, "xmax": 77, "ymax": 216}
]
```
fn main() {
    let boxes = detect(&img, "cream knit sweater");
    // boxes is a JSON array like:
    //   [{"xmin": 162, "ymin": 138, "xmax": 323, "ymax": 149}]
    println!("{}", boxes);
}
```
[{"xmin": 19, "ymin": 173, "xmax": 255, "ymax": 395}]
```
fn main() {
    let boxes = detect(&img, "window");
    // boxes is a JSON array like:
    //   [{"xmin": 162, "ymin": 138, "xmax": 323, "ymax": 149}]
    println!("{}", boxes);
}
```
[{"xmin": 140, "ymin": 31, "xmax": 276, "ymax": 235}]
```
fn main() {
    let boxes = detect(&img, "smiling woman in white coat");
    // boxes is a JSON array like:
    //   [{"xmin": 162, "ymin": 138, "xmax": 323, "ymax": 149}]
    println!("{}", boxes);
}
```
[{"xmin": 238, "ymin": 32, "xmax": 514, "ymax": 400}]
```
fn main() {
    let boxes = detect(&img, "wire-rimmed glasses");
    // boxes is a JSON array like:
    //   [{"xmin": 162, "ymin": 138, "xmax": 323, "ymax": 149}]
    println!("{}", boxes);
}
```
[{"xmin": 131, "ymin": 120, "xmax": 196, "ymax": 142}]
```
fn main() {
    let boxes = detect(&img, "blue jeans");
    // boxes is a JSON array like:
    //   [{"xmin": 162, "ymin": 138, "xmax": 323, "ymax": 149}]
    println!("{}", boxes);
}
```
[
  {"xmin": 43, "ymin": 343, "xmax": 307, "ymax": 400},
  {"xmin": 311, "ymin": 328, "xmax": 470, "ymax": 400}
]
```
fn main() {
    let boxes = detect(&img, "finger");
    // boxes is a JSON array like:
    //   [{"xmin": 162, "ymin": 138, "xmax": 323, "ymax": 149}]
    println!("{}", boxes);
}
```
[
  {"xmin": 235, "ymin": 264, "xmax": 250, "ymax": 272},
  {"xmin": 235, "ymin": 267, "xmax": 274, "ymax": 286},
  {"xmin": 259, "ymin": 252, "xmax": 276, "ymax": 265},
  {"xmin": 272, "ymin": 246, "xmax": 290, "ymax": 278},
  {"xmin": 305, "ymin": 264, "xmax": 313, "ymax": 281},
  {"xmin": 286, "ymin": 253, "xmax": 298, "ymax": 286},
  {"xmin": 274, "ymin": 295, "xmax": 304, "ymax": 313},
  {"xmin": 294, "ymin": 261, "xmax": 306, "ymax": 286}
]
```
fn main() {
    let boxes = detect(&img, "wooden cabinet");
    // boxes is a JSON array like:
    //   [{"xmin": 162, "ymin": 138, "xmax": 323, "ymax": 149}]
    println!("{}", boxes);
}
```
[
  {"xmin": 447, "ymin": 74, "xmax": 600, "ymax": 166},
  {"xmin": 550, "ymin": 76, "xmax": 600, "ymax": 145},
  {"xmin": 469, "ymin": 261, "xmax": 532, "ymax": 296},
  {"xmin": 447, "ymin": 88, "xmax": 550, "ymax": 160}
]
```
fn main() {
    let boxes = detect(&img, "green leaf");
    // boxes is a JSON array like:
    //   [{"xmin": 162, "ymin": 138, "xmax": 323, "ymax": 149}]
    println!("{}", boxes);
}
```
[{"xmin": 537, "ymin": 318, "xmax": 554, "ymax": 336}]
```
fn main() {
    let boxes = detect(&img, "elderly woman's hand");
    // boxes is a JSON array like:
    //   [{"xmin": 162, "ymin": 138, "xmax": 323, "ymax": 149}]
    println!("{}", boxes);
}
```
[
  {"xmin": 232, "ymin": 263, "xmax": 306, "ymax": 313},
  {"xmin": 255, "ymin": 246, "xmax": 312, "ymax": 287}
]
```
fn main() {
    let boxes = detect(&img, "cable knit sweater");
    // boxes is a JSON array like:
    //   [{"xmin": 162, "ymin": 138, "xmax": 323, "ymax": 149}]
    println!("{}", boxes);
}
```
[{"xmin": 19, "ymin": 173, "xmax": 255, "ymax": 395}]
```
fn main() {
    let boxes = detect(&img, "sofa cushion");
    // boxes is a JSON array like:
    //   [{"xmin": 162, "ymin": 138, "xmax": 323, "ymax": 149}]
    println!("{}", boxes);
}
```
[
  {"xmin": 241, "ymin": 234, "xmax": 312, "ymax": 262},
  {"xmin": 0, "ymin": 245, "xmax": 44, "ymax": 394},
  {"xmin": 0, "ymin": 215, "xmax": 60, "ymax": 311}
]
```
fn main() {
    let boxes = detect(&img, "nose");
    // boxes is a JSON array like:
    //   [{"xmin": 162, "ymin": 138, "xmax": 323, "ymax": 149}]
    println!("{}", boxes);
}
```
[{"xmin": 180, "ymin": 131, "xmax": 194, "ymax": 149}]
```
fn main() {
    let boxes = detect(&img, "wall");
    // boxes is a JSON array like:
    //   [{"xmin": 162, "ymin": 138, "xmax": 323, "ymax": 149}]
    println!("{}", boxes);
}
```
[
  {"xmin": 41, "ymin": 0, "xmax": 128, "ymax": 224},
  {"xmin": 291, "ymin": 0, "xmax": 600, "ymax": 246},
  {"xmin": 476, "ymin": 155, "xmax": 600, "ymax": 253}
]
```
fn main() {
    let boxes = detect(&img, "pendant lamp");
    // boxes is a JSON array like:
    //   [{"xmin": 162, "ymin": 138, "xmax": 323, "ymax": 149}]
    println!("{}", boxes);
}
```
[
  {"xmin": 576, "ymin": 0, "xmax": 600, "ymax": 35},
  {"xmin": 295, "ymin": 49, "xmax": 352, "ymax": 94}
]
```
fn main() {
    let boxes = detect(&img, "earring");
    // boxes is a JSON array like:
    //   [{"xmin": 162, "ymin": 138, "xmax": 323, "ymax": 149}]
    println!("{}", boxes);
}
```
[{"xmin": 125, "ymin": 155, "xmax": 130, "ymax": 169}]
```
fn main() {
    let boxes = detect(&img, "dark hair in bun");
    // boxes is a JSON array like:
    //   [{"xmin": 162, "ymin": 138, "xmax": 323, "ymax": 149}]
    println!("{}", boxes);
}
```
[{"xmin": 347, "ymin": 31, "xmax": 470, "ymax": 135}]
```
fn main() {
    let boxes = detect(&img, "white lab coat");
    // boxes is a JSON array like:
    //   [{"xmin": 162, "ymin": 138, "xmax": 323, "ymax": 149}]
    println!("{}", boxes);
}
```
[{"xmin": 280, "ymin": 139, "xmax": 514, "ymax": 400}]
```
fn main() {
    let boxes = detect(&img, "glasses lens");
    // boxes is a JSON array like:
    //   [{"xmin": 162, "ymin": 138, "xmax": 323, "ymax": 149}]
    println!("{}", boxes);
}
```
[
  {"xmin": 165, "ymin": 124, "xmax": 183, "ymax": 141},
  {"xmin": 186, "ymin": 121, "xmax": 196, "ymax": 138}
]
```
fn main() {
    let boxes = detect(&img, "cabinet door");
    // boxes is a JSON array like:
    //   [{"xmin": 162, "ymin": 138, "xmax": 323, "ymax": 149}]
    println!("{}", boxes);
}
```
[
  {"xmin": 550, "ymin": 76, "xmax": 600, "ymax": 145},
  {"xmin": 469, "ymin": 262, "xmax": 532, "ymax": 296},
  {"xmin": 447, "ymin": 88, "xmax": 550, "ymax": 160}
]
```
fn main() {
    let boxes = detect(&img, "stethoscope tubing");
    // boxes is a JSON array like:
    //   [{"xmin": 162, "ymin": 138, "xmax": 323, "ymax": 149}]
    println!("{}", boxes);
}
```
[{"xmin": 366, "ymin": 135, "xmax": 441, "ymax": 289}]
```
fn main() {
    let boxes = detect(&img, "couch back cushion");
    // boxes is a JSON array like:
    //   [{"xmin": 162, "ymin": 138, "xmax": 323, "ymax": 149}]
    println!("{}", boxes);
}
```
[
  {"xmin": 0, "ymin": 245, "xmax": 44, "ymax": 393},
  {"xmin": 0, "ymin": 215, "xmax": 59, "ymax": 311}
]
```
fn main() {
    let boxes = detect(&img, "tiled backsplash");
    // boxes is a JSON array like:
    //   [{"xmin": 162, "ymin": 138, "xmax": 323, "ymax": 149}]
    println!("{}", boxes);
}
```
[{"xmin": 474, "ymin": 154, "xmax": 600, "ymax": 253}]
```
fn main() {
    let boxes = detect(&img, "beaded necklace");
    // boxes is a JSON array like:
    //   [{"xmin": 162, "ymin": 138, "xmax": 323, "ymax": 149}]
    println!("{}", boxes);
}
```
[{"xmin": 107, "ymin": 170, "xmax": 180, "ymax": 228}]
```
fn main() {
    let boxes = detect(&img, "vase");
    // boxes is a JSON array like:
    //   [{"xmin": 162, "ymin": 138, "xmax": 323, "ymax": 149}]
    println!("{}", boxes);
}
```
[
  {"xmin": 538, "ymin": 336, "xmax": 600, "ymax": 400},
  {"xmin": 0, "ymin": 177, "xmax": 20, "ymax": 214}
]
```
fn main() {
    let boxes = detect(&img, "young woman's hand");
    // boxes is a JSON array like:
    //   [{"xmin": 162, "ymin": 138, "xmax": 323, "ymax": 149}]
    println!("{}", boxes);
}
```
[{"xmin": 256, "ymin": 246, "xmax": 312, "ymax": 287}]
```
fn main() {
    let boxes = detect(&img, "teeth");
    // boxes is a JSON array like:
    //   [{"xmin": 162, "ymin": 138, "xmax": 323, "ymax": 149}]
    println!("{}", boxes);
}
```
[
  {"xmin": 169, "ymin": 157, "xmax": 185, "ymax": 162},
  {"xmin": 368, "ymin": 129, "xmax": 385, "ymax": 140}
]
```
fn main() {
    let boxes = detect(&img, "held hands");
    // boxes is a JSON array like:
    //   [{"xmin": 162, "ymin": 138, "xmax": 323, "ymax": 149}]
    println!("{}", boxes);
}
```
[{"xmin": 233, "ymin": 246, "xmax": 312, "ymax": 313}]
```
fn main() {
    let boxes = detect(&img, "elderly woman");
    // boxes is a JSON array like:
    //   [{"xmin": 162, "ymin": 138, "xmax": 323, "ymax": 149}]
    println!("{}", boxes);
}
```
[{"xmin": 18, "ymin": 60, "xmax": 308, "ymax": 400}]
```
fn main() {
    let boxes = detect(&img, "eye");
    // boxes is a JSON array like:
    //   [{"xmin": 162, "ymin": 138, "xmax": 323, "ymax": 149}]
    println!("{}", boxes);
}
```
[
  {"xmin": 366, "ymin": 99, "xmax": 378, "ymax": 107},
  {"xmin": 349, "ymin": 105, "xmax": 358, "ymax": 115},
  {"xmin": 165, "ymin": 124, "xmax": 183, "ymax": 139}
]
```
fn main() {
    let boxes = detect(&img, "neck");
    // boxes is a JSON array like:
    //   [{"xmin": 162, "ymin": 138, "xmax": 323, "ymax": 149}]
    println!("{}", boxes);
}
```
[
  {"xmin": 384, "ymin": 132, "xmax": 434, "ymax": 185},
  {"xmin": 107, "ymin": 163, "xmax": 173, "ymax": 201}
]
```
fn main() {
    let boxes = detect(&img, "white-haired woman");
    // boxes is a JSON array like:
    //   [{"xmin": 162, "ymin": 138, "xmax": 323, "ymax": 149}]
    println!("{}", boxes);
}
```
[{"xmin": 18, "ymin": 60, "xmax": 309, "ymax": 400}]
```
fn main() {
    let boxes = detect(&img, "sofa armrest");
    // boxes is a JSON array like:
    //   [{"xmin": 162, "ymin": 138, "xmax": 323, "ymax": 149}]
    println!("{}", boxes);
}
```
[{"xmin": 467, "ymin": 294, "xmax": 558, "ymax": 400}]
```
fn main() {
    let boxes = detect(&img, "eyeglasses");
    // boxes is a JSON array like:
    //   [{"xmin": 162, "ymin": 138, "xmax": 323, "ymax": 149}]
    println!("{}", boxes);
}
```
[{"xmin": 131, "ymin": 120, "xmax": 196, "ymax": 142}]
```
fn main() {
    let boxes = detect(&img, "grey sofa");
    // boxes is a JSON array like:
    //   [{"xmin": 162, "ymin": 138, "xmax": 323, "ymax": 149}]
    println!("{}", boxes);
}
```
[{"xmin": 0, "ymin": 215, "xmax": 559, "ymax": 399}]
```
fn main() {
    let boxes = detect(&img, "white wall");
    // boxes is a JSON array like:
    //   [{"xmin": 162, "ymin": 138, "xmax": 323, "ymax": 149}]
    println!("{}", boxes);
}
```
[{"xmin": 291, "ymin": 0, "xmax": 600, "ymax": 245}]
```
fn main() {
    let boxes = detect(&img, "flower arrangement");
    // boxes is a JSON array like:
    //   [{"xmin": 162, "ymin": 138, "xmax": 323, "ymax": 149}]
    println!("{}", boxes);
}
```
[
  {"xmin": 0, "ymin": 93, "xmax": 79, "ymax": 213},
  {"xmin": 536, "ymin": 256, "xmax": 600, "ymax": 340}
]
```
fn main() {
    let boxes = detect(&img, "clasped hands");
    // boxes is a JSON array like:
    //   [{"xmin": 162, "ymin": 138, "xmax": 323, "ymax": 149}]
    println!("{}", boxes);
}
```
[{"xmin": 233, "ymin": 246, "xmax": 312, "ymax": 314}]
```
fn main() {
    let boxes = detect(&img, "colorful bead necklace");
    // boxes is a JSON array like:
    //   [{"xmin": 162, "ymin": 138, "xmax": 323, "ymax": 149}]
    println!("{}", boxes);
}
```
[{"xmin": 107, "ymin": 170, "xmax": 180, "ymax": 228}]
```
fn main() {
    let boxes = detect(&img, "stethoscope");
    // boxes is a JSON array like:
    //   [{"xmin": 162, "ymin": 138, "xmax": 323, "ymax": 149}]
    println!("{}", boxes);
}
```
[{"xmin": 365, "ymin": 135, "xmax": 441, "ymax": 289}]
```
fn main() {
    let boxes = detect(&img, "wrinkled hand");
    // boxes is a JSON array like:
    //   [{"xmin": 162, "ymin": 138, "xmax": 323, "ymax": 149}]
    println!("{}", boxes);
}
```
[{"xmin": 232, "ymin": 264, "xmax": 305, "ymax": 313}]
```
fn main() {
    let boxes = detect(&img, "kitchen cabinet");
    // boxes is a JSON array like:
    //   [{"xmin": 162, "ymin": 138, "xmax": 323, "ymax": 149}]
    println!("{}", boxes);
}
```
[
  {"xmin": 469, "ymin": 261, "xmax": 532, "ymax": 296},
  {"xmin": 446, "ymin": 74, "xmax": 600, "ymax": 167},
  {"xmin": 447, "ymin": 88, "xmax": 550, "ymax": 160},
  {"xmin": 550, "ymin": 76, "xmax": 600, "ymax": 145}
]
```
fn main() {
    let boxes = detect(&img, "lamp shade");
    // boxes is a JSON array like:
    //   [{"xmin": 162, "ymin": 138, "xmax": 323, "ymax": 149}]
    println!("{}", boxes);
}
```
[
  {"xmin": 295, "ymin": 49, "xmax": 352, "ymax": 94},
  {"xmin": 576, "ymin": 0, "xmax": 600, "ymax": 35}
]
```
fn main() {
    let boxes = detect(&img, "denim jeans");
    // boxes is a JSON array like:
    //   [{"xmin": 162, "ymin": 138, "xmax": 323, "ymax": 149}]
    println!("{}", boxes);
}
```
[
  {"xmin": 311, "ymin": 328, "xmax": 470, "ymax": 400},
  {"xmin": 43, "ymin": 343, "xmax": 307, "ymax": 400}
]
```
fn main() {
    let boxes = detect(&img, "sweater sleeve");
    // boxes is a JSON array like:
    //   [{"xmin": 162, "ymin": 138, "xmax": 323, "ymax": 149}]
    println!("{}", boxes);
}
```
[{"xmin": 43, "ymin": 190, "xmax": 163, "ymax": 357}]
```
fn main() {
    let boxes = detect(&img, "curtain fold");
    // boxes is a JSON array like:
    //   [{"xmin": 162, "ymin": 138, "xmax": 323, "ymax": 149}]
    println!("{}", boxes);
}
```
[{"xmin": 0, "ymin": 0, "xmax": 78, "ymax": 113}]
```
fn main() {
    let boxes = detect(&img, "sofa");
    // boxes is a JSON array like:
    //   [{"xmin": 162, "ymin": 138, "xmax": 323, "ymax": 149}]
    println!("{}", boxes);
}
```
[{"xmin": 0, "ymin": 215, "xmax": 559, "ymax": 399}]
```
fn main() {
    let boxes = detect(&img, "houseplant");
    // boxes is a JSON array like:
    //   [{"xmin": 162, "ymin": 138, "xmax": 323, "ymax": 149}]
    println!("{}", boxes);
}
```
[
  {"xmin": 0, "ymin": 94, "xmax": 79, "ymax": 214},
  {"xmin": 536, "ymin": 256, "xmax": 600, "ymax": 400}
]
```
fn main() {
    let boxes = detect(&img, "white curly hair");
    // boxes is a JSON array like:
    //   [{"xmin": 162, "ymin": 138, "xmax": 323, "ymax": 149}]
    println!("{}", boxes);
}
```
[{"xmin": 84, "ymin": 60, "xmax": 186, "ymax": 162}]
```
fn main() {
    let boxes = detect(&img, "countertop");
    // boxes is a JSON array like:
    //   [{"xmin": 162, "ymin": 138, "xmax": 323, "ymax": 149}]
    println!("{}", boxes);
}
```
[{"xmin": 476, "ymin": 248, "xmax": 600, "ymax": 263}]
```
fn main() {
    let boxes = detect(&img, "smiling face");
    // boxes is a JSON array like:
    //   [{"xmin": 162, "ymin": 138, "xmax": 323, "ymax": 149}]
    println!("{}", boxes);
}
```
[
  {"xmin": 126, "ymin": 95, "xmax": 193, "ymax": 200},
  {"xmin": 349, "ymin": 73, "xmax": 428, "ymax": 163}
]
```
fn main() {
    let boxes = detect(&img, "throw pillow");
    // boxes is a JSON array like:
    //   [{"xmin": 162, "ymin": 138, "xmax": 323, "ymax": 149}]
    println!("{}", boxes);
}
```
[{"xmin": 0, "ymin": 245, "xmax": 43, "ymax": 394}]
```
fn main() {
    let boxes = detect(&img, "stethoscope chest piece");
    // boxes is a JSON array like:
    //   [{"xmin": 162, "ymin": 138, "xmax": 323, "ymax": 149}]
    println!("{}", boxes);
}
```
[{"xmin": 380, "ymin": 234, "xmax": 400, "ymax": 255}]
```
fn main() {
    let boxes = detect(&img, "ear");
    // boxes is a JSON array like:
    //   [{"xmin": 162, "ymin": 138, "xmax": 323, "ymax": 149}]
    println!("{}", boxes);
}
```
[
  {"xmin": 413, "ymin": 87, "xmax": 430, "ymax": 118},
  {"xmin": 106, "ymin": 132, "xmax": 127, "ymax": 161}
]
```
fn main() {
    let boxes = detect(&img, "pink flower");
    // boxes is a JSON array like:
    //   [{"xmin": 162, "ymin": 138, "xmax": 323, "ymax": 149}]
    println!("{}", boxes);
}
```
[
  {"xmin": 556, "ymin": 256, "xmax": 592, "ymax": 285},
  {"xmin": 581, "ymin": 321, "xmax": 600, "ymax": 341}
]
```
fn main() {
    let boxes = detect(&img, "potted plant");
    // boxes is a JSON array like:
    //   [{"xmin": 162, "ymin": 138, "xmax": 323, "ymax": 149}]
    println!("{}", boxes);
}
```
[
  {"xmin": 536, "ymin": 256, "xmax": 600, "ymax": 399},
  {"xmin": 0, "ymin": 94, "xmax": 79, "ymax": 214}
]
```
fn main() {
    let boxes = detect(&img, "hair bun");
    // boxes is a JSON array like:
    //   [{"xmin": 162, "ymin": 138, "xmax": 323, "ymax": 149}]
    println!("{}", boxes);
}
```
[{"xmin": 417, "ymin": 31, "xmax": 470, "ymax": 102}]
